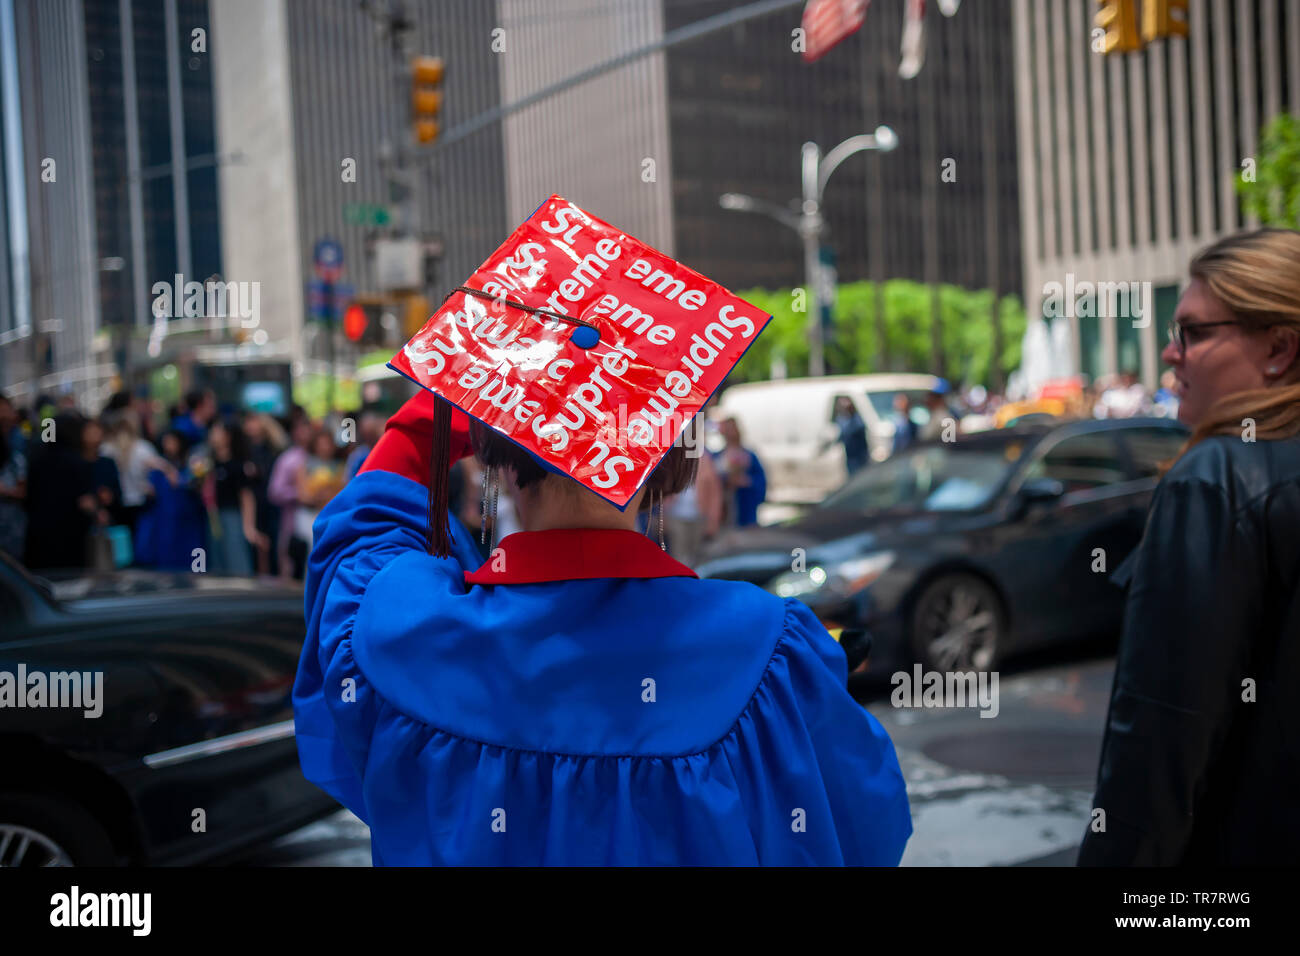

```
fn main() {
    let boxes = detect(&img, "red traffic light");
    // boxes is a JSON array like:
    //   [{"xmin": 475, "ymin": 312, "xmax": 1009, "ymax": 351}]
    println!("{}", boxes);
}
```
[{"xmin": 343, "ymin": 304, "xmax": 368, "ymax": 342}]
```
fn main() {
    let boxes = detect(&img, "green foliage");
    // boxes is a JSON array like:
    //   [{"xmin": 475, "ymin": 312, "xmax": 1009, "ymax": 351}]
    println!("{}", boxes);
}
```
[
  {"xmin": 293, "ymin": 374, "xmax": 361, "ymax": 420},
  {"xmin": 730, "ymin": 279, "xmax": 1027, "ymax": 387},
  {"xmin": 1236, "ymin": 113, "xmax": 1300, "ymax": 227}
]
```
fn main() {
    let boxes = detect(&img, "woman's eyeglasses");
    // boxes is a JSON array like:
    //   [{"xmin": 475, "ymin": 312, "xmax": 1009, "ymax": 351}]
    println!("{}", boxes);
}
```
[{"xmin": 1166, "ymin": 320, "xmax": 1240, "ymax": 353}]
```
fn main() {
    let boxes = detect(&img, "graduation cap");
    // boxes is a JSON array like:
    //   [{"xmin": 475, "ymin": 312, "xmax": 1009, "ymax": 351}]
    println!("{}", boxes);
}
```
[{"xmin": 389, "ymin": 194, "xmax": 771, "ymax": 557}]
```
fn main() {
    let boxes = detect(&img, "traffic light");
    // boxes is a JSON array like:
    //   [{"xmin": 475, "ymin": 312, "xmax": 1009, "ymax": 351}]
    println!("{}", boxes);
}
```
[
  {"xmin": 1142, "ymin": 0, "xmax": 1188, "ymax": 42},
  {"xmin": 343, "ymin": 303, "xmax": 371, "ymax": 343},
  {"xmin": 343, "ymin": 294, "xmax": 428, "ymax": 345},
  {"xmin": 342, "ymin": 296, "xmax": 394, "ymax": 347},
  {"xmin": 1095, "ymin": 0, "xmax": 1141, "ymax": 54},
  {"xmin": 403, "ymin": 294, "xmax": 430, "ymax": 338},
  {"xmin": 410, "ymin": 55, "xmax": 444, "ymax": 145}
]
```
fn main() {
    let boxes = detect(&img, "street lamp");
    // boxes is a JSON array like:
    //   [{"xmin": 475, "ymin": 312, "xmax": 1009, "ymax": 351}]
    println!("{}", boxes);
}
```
[{"xmin": 721, "ymin": 125, "xmax": 897, "ymax": 376}]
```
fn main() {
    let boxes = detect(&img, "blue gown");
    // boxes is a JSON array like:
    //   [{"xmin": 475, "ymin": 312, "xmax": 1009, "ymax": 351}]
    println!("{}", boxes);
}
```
[{"xmin": 293, "ymin": 418, "xmax": 911, "ymax": 866}]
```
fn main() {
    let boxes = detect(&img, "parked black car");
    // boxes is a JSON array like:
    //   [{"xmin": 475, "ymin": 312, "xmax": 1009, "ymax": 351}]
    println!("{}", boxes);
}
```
[
  {"xmin": 0, "ymin": 557, "xmax": 338, "ymax": 865},
  {"xmin": 697, "ymin": 418, "xmax": 1188, "ymax": 693}
]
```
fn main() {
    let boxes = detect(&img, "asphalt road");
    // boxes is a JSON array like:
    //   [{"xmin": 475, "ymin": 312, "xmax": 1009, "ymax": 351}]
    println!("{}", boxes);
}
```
[{"xmin": 233, "ymin": 655, "xmax": 1116, "ymax": 867}]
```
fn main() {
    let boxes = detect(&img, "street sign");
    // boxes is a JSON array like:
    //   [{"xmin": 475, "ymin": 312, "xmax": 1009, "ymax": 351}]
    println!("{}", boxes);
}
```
[
  {"xmin": 373, "ymin": 236, "xmax": 422, "ymax": 292},
  {"xmin": 344, "ymin": 203, "xmax": 392, "ymax": 227},
  {"xmin": 306, "ymin": 280, "xmax": 354, "ymax": 321},
  {"xmin": 313, "ymin": 238, "xmax": 344, "ymax": 282}
]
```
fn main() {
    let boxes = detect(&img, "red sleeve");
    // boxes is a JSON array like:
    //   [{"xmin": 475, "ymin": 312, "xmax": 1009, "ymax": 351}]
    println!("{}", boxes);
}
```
[{"xmin": 359, "ymin": 389, "xmax": 473, "ymax": 483}]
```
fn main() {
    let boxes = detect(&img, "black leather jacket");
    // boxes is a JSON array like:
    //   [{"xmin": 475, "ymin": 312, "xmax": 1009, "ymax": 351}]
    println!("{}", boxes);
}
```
[{"xmin": 1078, "ymin": 433, "xmax": 1300, "ymax": 866}]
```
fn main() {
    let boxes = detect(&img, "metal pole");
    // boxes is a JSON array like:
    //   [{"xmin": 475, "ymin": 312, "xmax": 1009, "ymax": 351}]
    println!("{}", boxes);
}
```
[
  {"xmin": 119, "ymin": 0, "xmax": 146, "ymax": 361},
  {"xmin": 326, "ymin": 278, "xmax": 335, "ymax": 416},
  {"xmin": 163, "ymin": 0, "xmax": 191, "ymax": 283},
  {"xmin": 801, "ymin": 142, "xmax": 823, "ymax": 377}
]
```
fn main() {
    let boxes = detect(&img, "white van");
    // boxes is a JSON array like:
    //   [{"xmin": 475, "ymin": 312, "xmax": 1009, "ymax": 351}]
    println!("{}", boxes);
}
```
[{"xmin": 710, "ymin": 373, "xmax": 942, "ymax": 504}]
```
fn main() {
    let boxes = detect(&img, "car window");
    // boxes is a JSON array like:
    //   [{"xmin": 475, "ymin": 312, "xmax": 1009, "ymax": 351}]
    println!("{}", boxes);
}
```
[
  {"xmin": 1121, "ymin": 426, "xmax": 1188, "ymax": 478},
  {"xmin": 819, "ymin": 442, "xmax": 1020, "ymax": 513},
  {"xmin": 1022, "ymin": 432, "xmax": 1126, "ymax": 492},
  {"xmin": 866, "ymin": 389, "xmax": 932, "ymax": 425}
]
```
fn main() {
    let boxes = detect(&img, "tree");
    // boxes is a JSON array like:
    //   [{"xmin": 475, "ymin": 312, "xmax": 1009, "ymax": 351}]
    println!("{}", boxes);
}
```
[
  {"xmin": 729, "ymin": 279, "xmax": 1026, "ymax": 388},
  {"xmin": 1237, "ymin": 113, "xmax": 1300, "ymax": 227}
]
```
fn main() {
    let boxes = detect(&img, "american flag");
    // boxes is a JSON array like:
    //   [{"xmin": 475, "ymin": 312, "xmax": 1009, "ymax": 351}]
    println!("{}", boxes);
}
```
[{"xmin": 800, "ymin": 0, "xmax": 870, "ymax": 63}]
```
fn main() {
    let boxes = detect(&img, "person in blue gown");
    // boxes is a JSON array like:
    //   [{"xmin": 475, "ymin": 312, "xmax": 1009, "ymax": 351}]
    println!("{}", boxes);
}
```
[{"xmin": 293, "ymin": 390, "xmax": 911, "ymax": 865}]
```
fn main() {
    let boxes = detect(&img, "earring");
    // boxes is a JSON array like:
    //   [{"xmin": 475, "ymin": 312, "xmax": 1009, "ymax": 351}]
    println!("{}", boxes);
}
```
[
  {"xmin": 656, "ymin": 490, "xmax": 666, "ymax": 552},
  {"xmin": 489, "ymin": 468, "xmax": 500, "ymax": 547},
  {"xmin": 1267, "ymin": 367, "xmax": 1279, "ymax": 375}
]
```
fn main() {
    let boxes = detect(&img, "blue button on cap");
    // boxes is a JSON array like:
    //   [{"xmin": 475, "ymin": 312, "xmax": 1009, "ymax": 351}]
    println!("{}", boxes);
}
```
[{"xmin": 570, "ymin": 325, "xmax": 600, "ymax": 349}]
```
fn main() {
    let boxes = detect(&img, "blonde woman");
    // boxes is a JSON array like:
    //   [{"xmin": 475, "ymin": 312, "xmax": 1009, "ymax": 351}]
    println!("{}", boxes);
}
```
[{"xmin": 1079, "ymin": 228, "xmax": 1300, "ymax": 866}]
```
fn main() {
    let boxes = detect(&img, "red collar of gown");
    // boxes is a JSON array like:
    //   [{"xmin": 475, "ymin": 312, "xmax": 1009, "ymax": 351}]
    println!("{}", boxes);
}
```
[{"xmin": 464, "ymin": 528, "xmax": 698, "ymax": 585}]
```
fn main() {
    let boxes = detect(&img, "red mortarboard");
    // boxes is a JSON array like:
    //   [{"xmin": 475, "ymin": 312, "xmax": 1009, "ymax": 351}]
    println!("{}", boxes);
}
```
[{"xmin": 390, "ymin": 194, "xmax": 771, "ymax": 556}]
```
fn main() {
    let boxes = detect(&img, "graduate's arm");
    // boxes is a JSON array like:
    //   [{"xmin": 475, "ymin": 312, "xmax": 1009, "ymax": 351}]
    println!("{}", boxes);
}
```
[
  {"xmin": 783, "ymin": 599, "xmax": 913, "ymax": 866},
  {"xmin": 293, "ymin": 390, "xmax": 472, "ymax": 819}
]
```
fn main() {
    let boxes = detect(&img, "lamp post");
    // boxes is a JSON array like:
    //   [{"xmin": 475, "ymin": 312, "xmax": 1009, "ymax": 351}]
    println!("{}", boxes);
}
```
[{"xmin": 721, "ymin": 125, "xmax": 897, "ymax": 376}]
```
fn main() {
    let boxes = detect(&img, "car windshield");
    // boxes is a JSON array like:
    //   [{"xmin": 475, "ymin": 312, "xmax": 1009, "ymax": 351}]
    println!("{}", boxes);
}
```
[{"xmin": 819, "ymin": 441, "xmax": 1024, "ymax": 513}]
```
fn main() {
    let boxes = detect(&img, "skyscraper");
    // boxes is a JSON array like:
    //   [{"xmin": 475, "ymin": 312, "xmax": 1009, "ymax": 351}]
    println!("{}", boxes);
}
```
[{"xmin": 0, "ymin": 0, "xmax": 223, "ymax": 408}]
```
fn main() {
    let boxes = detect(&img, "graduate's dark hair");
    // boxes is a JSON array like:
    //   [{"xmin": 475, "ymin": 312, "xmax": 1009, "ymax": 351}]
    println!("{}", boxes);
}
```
[{"xmin": 470, "ymin": 419, "xmax": 699, "ymax": 506}]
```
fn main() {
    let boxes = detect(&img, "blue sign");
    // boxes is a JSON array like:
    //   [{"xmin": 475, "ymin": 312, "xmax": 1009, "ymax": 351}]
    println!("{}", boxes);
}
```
[
  {"xmin": 306, "ymin": 280, "xmax": 354, "ymax": 321},
  {"xmin": 313, "ymin": 238, "xmax": 344, "ymax": 281}
]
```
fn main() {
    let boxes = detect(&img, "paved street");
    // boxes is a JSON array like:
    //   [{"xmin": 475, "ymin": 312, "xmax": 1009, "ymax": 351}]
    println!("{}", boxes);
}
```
[
  {"xmin": 880, "ymin": 655, "xmax": 1114, "ymax": 866},
  {"xmin": 236, "ymin": 654, "xmax": 1116, "ymax": 867}
]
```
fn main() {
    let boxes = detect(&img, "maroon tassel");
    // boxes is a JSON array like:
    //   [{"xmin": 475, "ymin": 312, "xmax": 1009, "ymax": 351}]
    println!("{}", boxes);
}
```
[{"xmin": 427, "ymin": 396, "xmax": 453, "ymax": 557}]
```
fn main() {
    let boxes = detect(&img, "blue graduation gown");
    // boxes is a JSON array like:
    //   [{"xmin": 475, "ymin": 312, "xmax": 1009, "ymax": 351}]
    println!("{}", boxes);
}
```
[{"xmin": 293, "ymin": 403, "xmax": 911, "ymax": 866}]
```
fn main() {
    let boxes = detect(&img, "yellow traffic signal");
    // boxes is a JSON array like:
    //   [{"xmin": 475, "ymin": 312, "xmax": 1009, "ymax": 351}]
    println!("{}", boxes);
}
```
[
  {"xmin": 1096, "ymin": 0, "xmax": 1141, "ymax": 54},
  {"xmin": 1142, "ymin": 0, "xmax": 1189, "ymax": 42},
  {"xmin": 411, "ymin": 55, "xmax": 444, "ymax": 145},
  {"xmin": 403, "ymin": 294, "xmax": 430, "ymax": 338}
]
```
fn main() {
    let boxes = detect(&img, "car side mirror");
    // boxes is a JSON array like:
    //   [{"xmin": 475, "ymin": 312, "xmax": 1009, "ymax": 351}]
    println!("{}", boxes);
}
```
[{"xmin": 1018, "ymin": 477, "xmax": 1066, "ymax": 507}]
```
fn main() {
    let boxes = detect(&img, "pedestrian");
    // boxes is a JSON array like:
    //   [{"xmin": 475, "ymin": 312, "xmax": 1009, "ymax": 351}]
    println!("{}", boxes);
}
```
[
  {"xmin": 1094, "ymin": 369, "xmax": 1150, "ymax": 418},
  {"xmin": 134, "ymin": 430, "xmax": 205, "ymax": 572},
  {"xmin": 243, "ymin": 412, "xmax": 286, "ymax": 575},
  {"xmin": 716, "ymin": 416, "xmax": 766, "ymax": 527},
  {"xmin": 268, "ymin": 418, "xmax": 312, "ymax": 580},
  {"xmin": 204, "ymin": 418, "xmax": 265, "ymax": 575},
  {"xmin": 917, "ymin": 383, "xmax": 953, "ymax": 441},
  {"xmin": 665, "ymin": 434, "xmax": 722, "ymax": 566},
  {"xmin": 295, "ymin": 385, "xmax": 910, "ymax": 866},
  {"xmin": 171, "ymin": 388, "xmax": 216, "ymax": 446},
  {"xmin": 890, "ymin": 392, "xmax": 918, "ymax": 455},
  {"xmin": 24, "ymin": 414, "xmax": 96, "ymax": 571},
  {"xmin": 292, "ymin": 209, "xmax": 910, "ymax": 865},
  {"xmin": 1079, "ymin": 228, "xmax": 1300, "ymax": 866},
  {"xmin": 0, "ymin": 422, "xmax": 26, "ymax": 562},
  {"xmin": 294, "ymin": 426, "xmax": 344, "ymax": 552},
  {"xmin": 80, "ymin": 418, "xmax": 122, "ymax": 570},
  {"xmin": 827, "ymin": 395, "xmax": 870, "ymax": 475},
  {"xmin": 343, "ymin": 411, "xmax": 384, "ymax": 481},
  {"xmin": 1152, "ymin": 368, "xmax": 1180, "ymax": 418},
  {"xmin": 101, "ymin": 410, "xmax": 171, "ymax": 541},
  {"xmin": 0, "ymin": 394, "xmax": 26, "ymax": 459}
]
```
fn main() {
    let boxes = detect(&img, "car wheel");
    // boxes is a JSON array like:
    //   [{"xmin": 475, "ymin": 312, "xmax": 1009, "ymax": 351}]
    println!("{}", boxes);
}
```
[
  {"xmin": 910, "ymin": 573, "xmax": 1005, "ymax": 672},
  {"xmin": 0, "ymin": 792, "xmax": 117, "ymax": 867}
]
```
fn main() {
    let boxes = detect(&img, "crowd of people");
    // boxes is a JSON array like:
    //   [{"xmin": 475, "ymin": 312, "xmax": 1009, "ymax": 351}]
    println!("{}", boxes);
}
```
[
  {"xmin": 0, "ymin": 387, "xmax": 384, "ymax": 580},
  {"xmin": 0, "ymin": 383, "xmax": 778, "ymax": 576}
]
